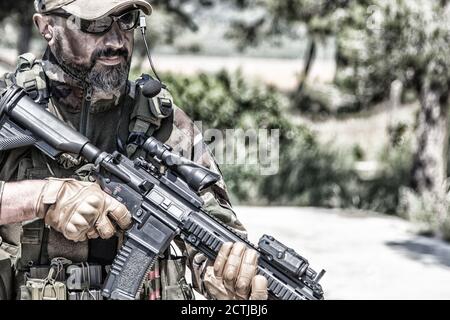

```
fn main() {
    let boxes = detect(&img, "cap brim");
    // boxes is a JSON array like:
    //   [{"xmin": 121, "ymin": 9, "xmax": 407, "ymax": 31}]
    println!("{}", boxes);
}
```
[{"xmin": 62, "ymin": 0, "xmax": 152, "ymax": 20}]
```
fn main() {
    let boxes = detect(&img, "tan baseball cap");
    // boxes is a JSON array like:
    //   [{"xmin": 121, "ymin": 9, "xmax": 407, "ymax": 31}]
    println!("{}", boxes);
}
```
[{"xmin": 34, "ymin": 0, "xmax": 153, "ymax": 19}]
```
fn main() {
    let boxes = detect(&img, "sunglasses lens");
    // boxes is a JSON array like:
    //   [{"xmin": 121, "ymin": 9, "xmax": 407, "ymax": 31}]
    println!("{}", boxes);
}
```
[
  {"xmin": 118, "ymin": 11, "xmax": 140, "ymax": 31},
  {"xmin": 83, "ymin": 17, "xmax": 113, "ymax": 33},
  {"xmin": 74, "ymin": 10, "xmax": 140, "ymax": 34}
]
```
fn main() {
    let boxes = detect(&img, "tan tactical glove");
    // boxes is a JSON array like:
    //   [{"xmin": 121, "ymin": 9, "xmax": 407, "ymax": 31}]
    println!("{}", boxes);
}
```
[
  {"xmin": 203, "ymin": 242, "xmax": 268, "ymax": 300},
  {"xmin": 36, "ymin": 178, "xmax": 132, "ymax": 242}
]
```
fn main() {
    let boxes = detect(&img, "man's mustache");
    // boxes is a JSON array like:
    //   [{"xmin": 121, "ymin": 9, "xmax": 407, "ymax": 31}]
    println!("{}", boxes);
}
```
[{"xmin": 91, "ymin": 47, "xmax": 129, "ymax": 63}]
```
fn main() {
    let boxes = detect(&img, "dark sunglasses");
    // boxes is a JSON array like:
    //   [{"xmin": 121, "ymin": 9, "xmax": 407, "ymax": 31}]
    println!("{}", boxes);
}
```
[{"xmin": 48, "ymin": 9, "xmax": 141, "ymax": 34}]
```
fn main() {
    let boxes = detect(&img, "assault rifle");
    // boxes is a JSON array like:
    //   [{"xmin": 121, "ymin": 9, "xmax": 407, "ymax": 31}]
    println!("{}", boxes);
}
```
[{"xmin": 0, "ymin": 86, "xmax": 325, "ymax": 300}]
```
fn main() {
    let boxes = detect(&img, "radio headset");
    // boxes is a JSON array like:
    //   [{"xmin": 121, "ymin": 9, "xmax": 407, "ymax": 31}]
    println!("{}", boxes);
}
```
[
  {"xmin": 116, "ymin": 15, "xmax": 171, "ymax": 155},
  {"xmin": 139, "ymin": 15, "xmax": 167, "ymax": 99}
]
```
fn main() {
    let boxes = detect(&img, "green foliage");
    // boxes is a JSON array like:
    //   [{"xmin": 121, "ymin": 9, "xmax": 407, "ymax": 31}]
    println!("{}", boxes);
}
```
[
  {"xmin": 163, "ymin": 70, "xmax": 293, "ymax": 139},
  {"xmin": 399, "ymin": 189, "xmax": 441, "ymax": 236},
  {"xmin": 227, "ymin": 0, "xmax": 450, "ymax": 121},
  {"xmin": 158, "ymin": 70, "xmax": 293, "ymax": 202},
  {"xmin": 261, "ymin": 128, "xmax": 413, "ymax": 213},
  {"xmin": 0, "ymin": 0, "xmax": 35, "ymax": 53},
  {"xmin": 0, "ymin": 0, "xmax": 31, "ymax": 22},
  {"xmin": 387, "ymin": 122, "xmax": 408, "ymax": 147},
  {"xmin": 352, "ymin": 144, "xmax": 365, "ymax": 161},
  {"xmin": 156, "ymin": 70, "xmax": 354, "ymax": 205},
  {"xmin": 155, "ymin": 70, "xmax": 414, "ymax": 213},
  {"xmin": 226, "ymin": 0, "xmax": 373, "ymax": 47},
  {"xmin": 356, "ymin": 142, "xmax": 414, "ymax": 214},
  {"xmin": 337, "ymin": 0, "xmax": 450, "ymax": 107},
  {"xmin": 296, "ymin": 83, "xmax": 360, "ymax": 116},
  {"xmin": 259, "ymin": 126, "xmax": 358, "ymax": 207},
  {"xmin": 400, "ymin": 185, "xmax": 450, "ymax": 241}
]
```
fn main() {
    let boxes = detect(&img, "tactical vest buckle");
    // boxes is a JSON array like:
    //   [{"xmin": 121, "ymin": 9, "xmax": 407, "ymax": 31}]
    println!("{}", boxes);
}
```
[
  {"xmin": 23, "ymin": 79, "xmax": 38, "ymax": 100},
  {"xmin": 158, "ymin": 97, "xmax": 173, "ymax": 117}
]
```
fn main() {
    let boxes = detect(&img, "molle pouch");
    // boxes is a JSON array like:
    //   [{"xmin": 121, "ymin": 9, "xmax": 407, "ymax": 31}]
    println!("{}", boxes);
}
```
[
  {"xmin": 14, "ymin": 52, "xmax": 49, "ymax": 104},
  {"xmin": 160, "ymin": 256, "xmax": 195, "ymax": 300},
  {"xmin": 67, "ymin": 289, "xmax": 103, "ymax": 300},
  {"xmin": 0, "ymin": 236, "xmax": 20, "ymax": 300},
  {"xmin": 140, "ymin": 260, "xmax": 161, "ymax": 300},
  {"xmin": 25, "ymin": 279, "xmax": 66, "ymax": 300},
  {"xmin": 18, "ymin": 285, "xmax": 31, "ymax": 300},
  {"xmin": 23, "ymin": 258, "xmax": 70, "ymax": 300},
  {"xmin": 66, "ymin": 263, "xmax": 102, "ymax": 291}
]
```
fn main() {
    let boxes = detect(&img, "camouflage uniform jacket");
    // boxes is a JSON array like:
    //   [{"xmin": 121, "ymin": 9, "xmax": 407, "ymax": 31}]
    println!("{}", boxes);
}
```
[{"xmin": 0, "ymin": 49, "xmax": 246, "ymax": 300}]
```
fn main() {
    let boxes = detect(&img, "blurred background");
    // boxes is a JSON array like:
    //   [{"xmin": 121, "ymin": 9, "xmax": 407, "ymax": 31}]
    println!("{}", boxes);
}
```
[{"xmin": 1, "ymin": 0, "xmax": 450, "ymax": 299}]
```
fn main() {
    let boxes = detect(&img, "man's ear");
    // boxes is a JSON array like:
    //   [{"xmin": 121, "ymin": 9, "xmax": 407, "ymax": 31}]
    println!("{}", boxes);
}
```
[{"xmin": 33, "ymin": 14, "xmax": 55, "ymax": 44}]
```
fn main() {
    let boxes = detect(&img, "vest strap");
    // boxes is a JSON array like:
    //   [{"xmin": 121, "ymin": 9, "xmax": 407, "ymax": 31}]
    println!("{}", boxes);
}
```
[{"xmin": 18, "ymin": 219, "xmax": 48, "ymax": 271}]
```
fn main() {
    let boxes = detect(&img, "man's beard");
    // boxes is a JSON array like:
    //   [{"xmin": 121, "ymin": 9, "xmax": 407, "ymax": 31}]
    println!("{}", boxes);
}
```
[
  {"xmin": 86, "ymin": 51, "xmax": 130, "ymax": 93},
  {"xmin": 53, "ymin": 32, "xmax": 130, "ymax": 93}
]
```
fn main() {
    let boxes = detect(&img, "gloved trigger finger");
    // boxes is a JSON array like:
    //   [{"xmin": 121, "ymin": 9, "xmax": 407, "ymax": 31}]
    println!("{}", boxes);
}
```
[
  {"xmin": 96, "ymin": 215, "xmax": 116, "ymax": 239},
  {"xmin": 106, "ymin": 198, "xmax": 132, "ymax": 230}
]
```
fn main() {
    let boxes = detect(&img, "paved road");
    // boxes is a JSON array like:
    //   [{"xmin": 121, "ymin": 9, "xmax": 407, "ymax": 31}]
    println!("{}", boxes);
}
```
[{"xmin": 233, "ymin": 206, "xmax": 450, "ymax": 300}]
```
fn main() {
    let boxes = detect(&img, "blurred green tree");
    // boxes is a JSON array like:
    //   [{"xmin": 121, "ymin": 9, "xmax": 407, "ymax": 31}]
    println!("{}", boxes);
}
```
[
  {"xmin": 151, "ymin": 0, "xmax": 216, "ymax": 32},
  {"xmin": 224, "ymin": 1, "xmax": 372, "ymax": 95},
  {"xmin": 228, "ymin": 0, "xmax": 450, "ymax": 234},
  {"xmin": 342, "ymin": 1, "xmax": 450, "ymax": 236},
  {"xmin": 0, "ymin": 0, "xmax": 34, "ymax": 55}
]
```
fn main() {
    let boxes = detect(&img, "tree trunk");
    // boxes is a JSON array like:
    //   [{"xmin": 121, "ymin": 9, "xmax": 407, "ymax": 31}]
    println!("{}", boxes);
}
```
[
  {"xmin": 411, "ymin": 80, "xmax": 449, "ymax": 232},
  {"xmin": 297, "ymin": 37, "xmax": 317, "ymax": 94},
  {"xmin": 292, "ymin": 37, "xmax": 317, "ymax": 110}
]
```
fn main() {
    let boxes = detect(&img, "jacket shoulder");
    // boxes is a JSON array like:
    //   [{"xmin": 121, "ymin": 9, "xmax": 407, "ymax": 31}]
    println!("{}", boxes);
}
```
[{"xmin": 0, "ymin": 52, "xmax": 48, "ymax": 102}]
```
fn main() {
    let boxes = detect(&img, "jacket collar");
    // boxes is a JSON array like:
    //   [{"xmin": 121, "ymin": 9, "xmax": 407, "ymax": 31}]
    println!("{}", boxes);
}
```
[{"xmin": 41, "ymin": 47, "xmax": 126, "ymax": 113}]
